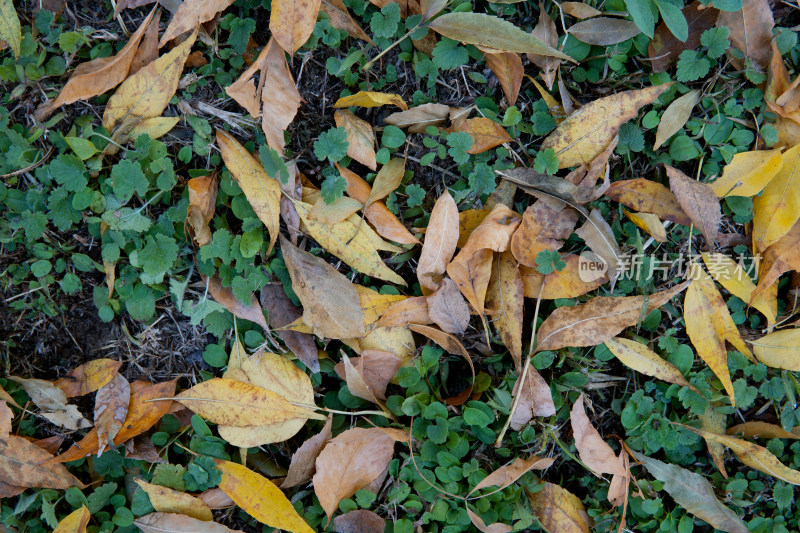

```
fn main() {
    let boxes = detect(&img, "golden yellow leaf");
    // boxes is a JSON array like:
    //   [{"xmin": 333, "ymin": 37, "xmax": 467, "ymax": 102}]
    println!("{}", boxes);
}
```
[
  {"xmin": 334, "ymin": 91, "xmax": 408, "ymax": 110},
  {"xmin": 710, "ymin": 149, "xmax": 783, "ymax": 198},
  {"xmin": 624, "ymin": 210, "xmax": 667, "ymax": 242},
  {"xmin": 53, "ymin": 506, "xmax": 90, "ymax": 533},
  {"xmin": 134, "ymin": 480, "xmax": 213, "ymax": 521},
  {"xmin": 54, "ymin": 359, "xmax": 122, "ymax": 398},
  {"xmin": 750, "ymin": 329, "xmax": 800, "ymax": 371},
  {"xmin": 310, "ymin": 195, "xmax": 363, "ymax": 225},
  {"xmin": 701, "ymin": 252, "xmax": 776, "ymax": 325},
  {"xmin": 217, "ymin": 460, "xmax": 315, "ymax": 533},
  {"xmin": 175, "ymin": 378, "xmax": 324, "ymax": 427},
  {"xmin": 542, "ymin": 84, "xmax": 671, "ymax": 168},
  {"xmin": 604, "ymin": 337, "xmax": 695, "ymax": 390},
  {"xmin": 727, "ymin": 421, "xmax": 800, "ymax": 440},
  {"xmin": 526, "ymin": 482, "xmax": 592, "ymax": 533},
  {"xmin": 219, "ymin": 350, "xmax": 315, "ymax": 447},
  {"xmin": 344, "ymin": 326, "xmax": 416, "ymax": 365},
  {"xmin": 335, "ymin": 109, "xmax": 377, "ymax": 170},
  {"xmin": 160, "ymin": 0, "xmax": 235, "ymax": 46},
  {"xmin": 356, "ymin": 284, "xmax": 406, "ymax": 327},
  {"xmin": 753, "ymin": 144, "xmax": 800, "ymax": 251},
  {"xmin": 216, "ymin": 130, "xmax": 281, "ymax": 255},
  {"xmin": 102, "ymin": 28, "xmax": 197, "ymax": 131},
  {"xmin": 127, "ymin": 116, "xmax": 180, "ymax": 141},
  {"xmin": 450, "ymin": 117, "xmax": 512, "ymax": 154},
  {"xmin": 270, "ymin": 0, "xmax": 322, "ymax": 55}
]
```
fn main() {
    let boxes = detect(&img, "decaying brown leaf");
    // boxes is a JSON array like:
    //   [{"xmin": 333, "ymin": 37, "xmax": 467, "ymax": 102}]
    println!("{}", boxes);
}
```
[
  {"xmin": 418, "ymin": 190, "xmax": 459, "ymax": 291},
  {"xmin": 321, "ymin": 0, "xmax": 374, "ymax": 44},
  {"xmin": 8, "ymin": 377, "xmax": 90, "ymax": 431},
  {"xmin": 135, "ymin": 513, "xmax": 243, "ymax": 533},
  {"xmin": 716, "ymin": 0, "xmax": 773, "ymax": 70},
  {"xmin": 336, "ymin": 350, "xmax": 402, "ymax": 404},
  {"xmin": 186, "ymin": 173, "xmax": 218, "ymax": 247},
  {"xmin": 427, "ymin": 277, "xmax": 470, "ymax": 335},
  {"xmin": 510, "ymin": 200, "xmax": 577, "ymax": 268},
  {"xmin": 335, "ymin": 109, "xmax": 377, "ymax": 170},
  {"xmin": 526, "ymin": 482, "xmax": 593, "ymax": 533},
  {"xmin": 95, "ymin": 373, "xmax": 130, "ymax": 456},
  {"xmin": 54, "ymin": 358, "xmax": 122, "ymax": 398},
  {"xmin": 450, "ymin": 117, "xmax": 512, "ymax": 154},
  {"xmin": 666, "ymin": 165, "xmax": 721, "ymax": 250},
  {"xmin": 649, "ymin": 1, "xmax": 718, "ymax": 72},
  {"xmin": 282, "ymin": 415, "xmax": 333, "ymax": 488},
  {"xmin": 260, "ymin": 283, "xmax": 320, "ymax": 373},
  {"xmin": 527, "ymin": 3, "xmax": 559, "ymax": 89},
  {"xmin": 383, "ymin": 103, "xmax": 451, "ymax": 133},
  {"xmin": 333, "ymin": 510, "xmax": 385, "ymax": 533},
  {"xmin": 205, "ymin": 274, "xmax": 271, "ymax": 333},
  {"xmin": 471, "ymin": 454, "xmax": 554, "ymax": 494},
  {"xmin": 484, "ymin": 52, "xmax": 523, "ymax": 104},
  {"xmin": 1, "ymin": 435, "xmax": 84, "ymax": 489},
  {"xmin": 486, "ymin": 250, "xmax": 524, "ymax": 368},
  {"xmin": 509, "ymin": 366, "xmax": 556, "ymax": 430},
  {"xmin": 571, "ymin": 394, "xmax": 626, "ymax": 476}
]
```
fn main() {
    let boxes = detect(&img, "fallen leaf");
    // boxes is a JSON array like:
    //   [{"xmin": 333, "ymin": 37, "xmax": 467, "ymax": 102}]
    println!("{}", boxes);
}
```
[
  {"xmin": 568, "ymin": 17, "xmax": 641, "ymax": 46},
  {"xmin": 456, "ymin": 204, "xmax": 522, "ymax": 259},
  {"xmin": 654, "ymin": 89, "xmax": 700, "ymax": 150},
  {"xmin": 135, "ymin": 479, "xmax": 213, "ymax": 521},
  {"xmin": 510, "ymin": 200, "xmax": 577, "ymax": 268},
  {"xmin": 186, "ymin": 173, "xmax": 218, "ymax": 247},
  {"xmin": 752, "ymin": 144, "xmax": 800, "ymax": 252},
  {"xmin": 310, "ymin": 195, "xmax": 363, "ymax": 224},
  {"xmin": 313, "ymin": 427, "xmax": 395, "ymax": 521},
  {"xmin": 700, "ymin": 405, "xmax": 729, "ymax": 478},
  {"xmin": 526, "ymin": 482, "xmax": 592, "ymax": 533},
  {"xmin": 1, "ymin": 434, "xmax": 84, "ymax": 489},
  {"xmin": 8, "ymin": 377, "xmax": 91, "ymax": 431},
  {"xmin": 450, "ymin": 117, "xmax": 512, "ymax": 154},
  {"xmin": 375, "ymin": 296, "xmax": 431, "ymax": 328},
  {"xmin": 666, "ymin": 165, "xmax": 721, "ymax": 250},
  {"xmin": 684, "ymin": 267, "xmax": 751, "ymax": 405},
  {"xmin": 333, "ymin": 509, "xmax": 385, "ymax": 533},
  {"xmin": 53, "ymin": 506, "xmax": 90, "ymax": 533},
  {"xmin": 535, "ymin": 281, "xmax": 688, "ymax": 352},
  {"xmin": 701, "ymin": 252, "xmax": 776, "ymax": 324},
  {"xmin": 219, "ymin": 350, "xmax": 316, "ymax": 447},
  {"xmin": 281, "ymin": 236, "xmax": 367, "ymax": 339},
  {"xmin": 542, "ymin": 84, "xmax": 671, "ymax": 168},
  {"xmin": 510, "ymin": 366, "xmax": 556, "ymax": 429},
  {"xmin": 345, "ymin": 325, "xmax": 416, "ymax": 365},
  {"xmin": 457, "ymin": 208, "xmax": 494, "ymax": 248},
  {"xmin": 35, "ymin": 8, "xmax": 156, "ymax": 120},
  {"xmin": 575, "ymin": 208, "xmax": 623, "ymax": 285},
  {"xmin": 631, "ymin": 450, "xmax": 748, "ymax": 533},
  {"xmin": 129, "ymin": 8, "xmax": 161, "ymax": 75},
  {"xmin": 226, "ymin": 41, "xmax": 270, "ymax": 118},
  {"xmin": 134, "ymin": 513, "xmax": 244, "ymax": 533},
  {"xmin": 751, "ymin": 220, "xmax": 800, "ymax": 303},
  {"xmin": 0, "ymin": 401, "xmax": 11, "ymax": 441},
  {"xmin": 521, "ymin": 254, "xmax": 608, "ymax": 299},
  {"xmin": 604, "ymin": 337, "xmax": 695, "ymax": 390},
  {"xmin": 49, "ymin": 380, "xmax": 177, "ymax": 463},
  {"xmin": 281, "ymin": 415, "xmax": 333, "ymax": 488},
  {"xmin": 216, "ymin": 129, "xmax": 281, "ymax": 255},
  {"xmin": 418, "ymin": 190, "xmax": 459, "ymax": 291},
  {"xmin": 260, "ymin": 284, "xmax": 320, "ymax": 373},
  {"xmin": 427, "ymin": 12, "xmax": 574, "ymax": 61},
  {"xmin": 270, "ymin": 0, "xmax": 322, "ymax": 54},
  {"xmin": 484, "ymin": 52, "xmax": 523, "ymax": 104},
  {"xmin": 205, "ymin": 274, "xmax": 270, "ymax": 333},
  {"xmin": 605, "ymin": 178, "xmax": 691, "ymax": 226},
  {"xmin": 750, "ymin": 328, "xmax": 800, "ymax": 371},
  {"xmin": 0, "ymin": 0, "xmax": 21, "ymax": 58},
  {"xmin": 321, "ymin": 0, "xmax": 374, "ymax": 44},
  {"xmin": 260, "ymin": 38, "xmax": 303, "ymax": 152},
  {"xmin": 367, "ymin": 158, "xmax": 405, "ymax": 207},
  {"xmin": 103, "ymin": 28, "xmax": 197, "ymax": 132},
  {"xmin": 527, "ymin": 3, "xmax": 559, "ymax": 89},
  {"xmin": 571, "ymin": 394, "xmax": 626, "ymax": 476},
  {"xmin": 624, "ymin": 210, "xmax": 667, "ymax": 242},
  {"xmin": 467, "ymin": 509, "xmax": 512, "ymax": 533},
  {"xmin": 95, "ymin": 373, "xmax": 130, "ymax": 455},
  {"xmin": 649, "ymin": 1, "xmax": 718, "ymax": 72},
  {"xmin": 125, "ymin": 436, "xmax": 165, "ymax": 463},
  {"xmin": 334, "ymin": 91, "xmax": 408, "ymax": 110},
  {"xmin": 384, "ymin": 103, "xmax": 451, "ymax": 132},
  {"xmin": 336, "ymin": 350, "xmax": 402, "ymax": 403},
  {"xmin": 500, "ymin": 167, "xmax": 606, "ymax": 204},
  {"xmin": 355, "ymin": 284, "xmax": 406, "ymax": 327},
  {"xmin": 561, "ymin": 2, "xmax": 602, "ymax": 19},
  {"xmin": 427, "ymin": 277, "xmax": 470, "ymax": 334},
  {"xmin": 716, "ymin": 0, "xmax": 773, "ymax": 70},
  {"xmin": 335, "ymin": 109, "xmax": 377, "ymax": 170},
  {"xmin": 160, "ymin": 0, "xmax": 235, "ymax": 46},
  {"xmin": 486, "ymin": 250, "xmax": 524, "ymax": 368},
  {"xmin": 710, "ymin": 149, "xmax": 783, "ymax": 198},
  {"xmin": 447, "ymin": 248, "xmax": 494, "ymax": 314},
  {"xmin": 728, "ymin": 421, "xmax": 800, "ymax": 440},
  {"xmin": 199, "ymin": 488, "xmax": 235, "ymax": 509},
  {"xmin": 54, "ymin": 358, "xmax": 122, "ymax": 397},
  {"xmin": 470, "ymin": 455, "xmax": 554, "ymax": 493}
]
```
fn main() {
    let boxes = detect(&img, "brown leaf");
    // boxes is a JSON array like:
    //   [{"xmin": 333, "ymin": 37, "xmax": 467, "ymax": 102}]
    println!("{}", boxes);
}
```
[
  {"xmin": 333, "ymin": 509, "xmax": 385, "ymax": 533},
  {"xmin": 313, "ymin": 427, "xmax": 395, "ymax": 521},
  {"xmin": 470, "ymin": 455, "xmax": 554, "ymax": 493},
  {"xmin": 54, "ymin": 358, "xmax": 122, "ymax": 397},
  {"xmin": 520, "ymin": 254, "xmax": 608, "ymax": 299},
  {"xmin": 486, "ymin": 250, "xmax": 524, "ymax": 368},
  {"xmin": 571, "ymin": 394, "xmax": 626, "ymax": 476},
  {"xmin": 0, "ymin": 401, "xmax": 11, "ymax": 442},
  {"xmin": 198, "ymin": 488, "xmax": 235, "ymax": 509},
  {"xmin": 270, "ymin": 0, "xmax": 322, "ymax": 55},
  {"xmin": 450, "ymin": 117, "xmax": 512, "ymax": 154},
  {"xmin": 125, "ymin": 436, "xmax": 165, "ymax": 463},
  {"xmin": 649, "ymin": 1, "xmax": 718, "ymax": 72},
  {"xmin": 135, "ymin": 513, "xmax": 244, "ymax": 532},
  {"xmin": 510, "ymin": 200, "xmax": 577, "ymax": 268},
  {"xmin": 526, "ymin": 482, "xmax": 592, "ymax": 533},
  {"xmin": 467, "ymin": 509, "xmax": 512, "ymax": 533},
  {"xmin": 535, "ymin": 282, "xmax": 689, "ymax": 352},
  {"xmin": 716, "ymin": 0, "xmax": 773, "ymax": 71},
  {"xmin": 666, "ymin": 164, "xmax": 721, "ymax": 250},
  {"xmin": 447, "ymin": 248, "xmax": 494, "ymax": 314},
  {"xmin": 1, "ymin": 434, "xmax": 84, "ymax": 489},
  {"xmin": 129, "ymin": 8, "xmax": 161, "ymax": 75},
  {"xmin": 510, "ymin": 366, "xmax": 555, "ymax": 430},
  {"xmin": 160, "ymin": 0, "xmax": 235, "ymax": 45},
  {"xmin": 561, "ymin": 2, "xmax": 602, "ymax": 19},
  {"xmin": 375, "ymin": 296, "xmax": 431, "ymax": 328},
  {"xmin": 321, "ymin": 0, "xmax": 374, "ymax": 44},
  {"xmin": 575, "ymin": 208, "xmax": 623, "ymax": 285},
  {"xmin": 226, "ymin": 41, "xmax": 271, "ymax": 118},
  {"xmin": 260, "ymin": 38, "xmax": 302, "ymax": 152},
  {"xmin": 135, "ymin": 480, "xmax": 213, "ymax": 521},
  {"xmin": 260, "ymin": 284, "xmax": 320, "ymax": 373},
  {"xmin": 205, "ymin": 273, "xmax": 270, "ymax": 333},
  {"xmin": 9, "ymin": 377, "xmax": 90, "ymax": 431},
  {"xmin": 456, "ymin": 204, "xmax": 522, "ymax": 259},
  {"xmin": 281, "ymin": 236, "xmax": 367, "ymax": 339},
  {"xmin": 527, "ymin": 3, "xmax": 559, "ymax": 89},
  {"xmin": 34, "ymin": 8, "xmax": 156, "ymax": 120},
  {"xmin": 335, "ymin": 110, "xmax": 377, "ymax": 170},
  {"xmin": 48, "ymin": 380, "xmax": 177, "ymax": 464},
  {"xmin": 186, "ymin": 173, "xmax": 218, "ymax": 247},
  {"xmin": 418, "ymin": 190, "xmax": 459, "ymax": 291},
  {"xmin": 568, "ymin": 18, "xmax": 640, "ymax": 46},
  {"xmin": 427, "ymin": 277, "xmax": 470, "ymax": 334},
  {"xmin": 605, "ymin": 178, "xmax": 691, "ymax": 226},
  {"xmin": 336, "ymin": 350, "xmax": 402, "ymax": 403},
  {"xmin": 384, "ymin": 103, "xmax": 451, "ymax": 133},
  {"xmin": 282, "ymin": 415, "xmax": 333, "ymax": 488},
  {"xmin": 95, "ymin": 374, "xmax": 130, "ymax": 456},
  {"xmin": 485, "ymin": 52, "xmax": 523, "ymax": 105},
  {"xmin": 752, "ymin": 219, "xmax": 800, "ymax": 303}
]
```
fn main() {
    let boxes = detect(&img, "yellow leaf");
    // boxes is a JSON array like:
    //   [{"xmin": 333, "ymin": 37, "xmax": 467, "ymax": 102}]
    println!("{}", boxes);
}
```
[
  {"xmin": 54, "ymin": 506, "xmax": 90, "ymax": 533},
  {"xmin": 367, "ymin": 158, "xmax": 405, "ymax": 206},
  {"xmin": 0, "ymin": 0, "xmax": 21, "ymax": 58},
  {"xmin": 344, "ymin": 326, "xmax": 416, "ymax": 365},
  {"xmin": 687, "ymin": 427, "xmax": 800, "ymax": 485},
  {"xmin": 654, "ymin": 89, "xmax": 699, "ymax": 150},
  {"xmin": 624, "ymin": 210, "xmax": 667, "ymax": 242},
  {"xmin": 701, "ymin": 252, "xmax": 776, "ymax": 325},
  {"xmin": 294, "ymin": 201, "xmax": 406, "ymax": 285},
  {"xmin": 175, "ymin": 378, "xmax": 324, "ymax": 427},
  {"xmin": 334, "ymin": 91, "xmax": 408, "ymax": 110},
  {"xmin": 450, "ymin": 117, "xmax": 512, "ymax": 154},
  {"xmin": 526, "ymin": 75, "xmax": 565, "ymax": 122},
  {"xmin": 217, "ymin": 460, "xmax": 315, "ymax": 533},
  {"xmin": 219, "ymin": 350, "xmax": 315, "ymax": 447},
  {"xmin": 750, "ymin": 329, "xmax": 800, "ymax": 371},
  {"xmin": 270, "ymin": 0, "xmax": 322, "ymax": 55},
  {"xmin": 526, "ymin": 482, "xmax": 592, "ymax": 532},
  {"xmin": 216, "ymin": 130, "xmax": 281, "ymax": 255},
  {"xmin": 103, "ymin": 29, "xmax": 198, "ymax": 131},
  {"xmin": 753, "ymin": 144, "xmax": 800, "ymax": 251},
  {"xmin": 126, "ymin": 116, "xmax": 180, "ymax": 141},
  {"xmin": 356, "ymin": 284, "xmax": 406, "ymax": 327},
  {"xmin": 310, "ymin": 195, "xmax": 363, "ymax": 225},
  {"xmin": 710, "ymin": 149, "xmax": 783, "ymax": 198},
  {"xmin": 542, "ymin": 84, "xmax": 671, "ymax": 168},
  {"xmin": 134, "ymin": 480, "xmax": 213, "ymax": 521},
  {"xmin": 604, "ymin": 337, "xmax": 695, "ymax": 390}
]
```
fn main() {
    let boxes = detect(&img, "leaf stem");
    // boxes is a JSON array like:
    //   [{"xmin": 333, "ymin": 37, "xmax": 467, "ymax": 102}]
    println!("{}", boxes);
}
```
[{"xmin": 363, "ymin": 23, "xmax": 424, "ymax": 72}]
